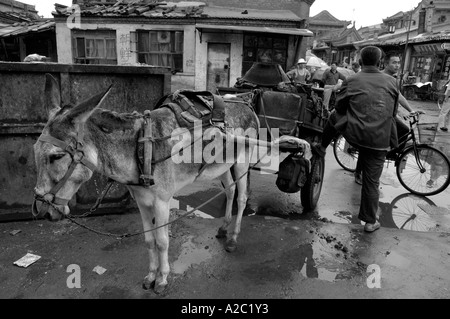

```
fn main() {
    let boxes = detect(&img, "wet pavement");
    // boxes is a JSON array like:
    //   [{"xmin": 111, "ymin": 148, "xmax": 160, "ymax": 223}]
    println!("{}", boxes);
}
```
[
  {"xmin": 0, "ymin": 101, "xmax": 449, "ymax": 299},
  {"xmin": 1, "ymin": 210, "xmax": 449, "ymax": 299}
]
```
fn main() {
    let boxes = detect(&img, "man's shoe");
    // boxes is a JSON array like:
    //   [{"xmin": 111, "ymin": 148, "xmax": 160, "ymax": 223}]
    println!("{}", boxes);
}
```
[
  {"xmin": 354, "ymin": 172, "xmax": 362, "ymax": 185},
  {"xmin": 311, "ymin": 143, "xmax": 326, "ymax": 158},
  {"xmin": 364, "ymin": 221, "xmax": 380, "ymax": 233},
  {"xmin": 440, "ymin": 127, "xmax": 448, "ymax": 132}
]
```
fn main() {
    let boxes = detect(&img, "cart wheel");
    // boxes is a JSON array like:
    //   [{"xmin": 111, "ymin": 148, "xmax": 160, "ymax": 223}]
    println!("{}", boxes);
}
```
[{"xmin": 301, "ymin": 155, "xmax": 325, "ymax": 211}]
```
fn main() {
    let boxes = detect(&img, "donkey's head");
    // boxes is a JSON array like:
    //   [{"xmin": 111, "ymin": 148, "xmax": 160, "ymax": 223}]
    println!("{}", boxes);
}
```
[{"xmin": 32, "ymin": 74, "xmax": 111, "ymax": 221}]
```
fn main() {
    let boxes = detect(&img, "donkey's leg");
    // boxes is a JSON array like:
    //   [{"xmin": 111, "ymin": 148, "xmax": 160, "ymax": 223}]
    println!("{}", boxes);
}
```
[
  {"xmin": 153, "ymin": 197, "xmax": 171, "ymax": 294},
  {"xmin": 226, "ymin": 163, "xmax": 250, "ymax": 252},
  {"xmin": 129, "ymin": 188, "xmax": 159, "ymax": 290},
  {"xmin": 216, "ymin": 169, "xmax": 236, "ymax": 239}
]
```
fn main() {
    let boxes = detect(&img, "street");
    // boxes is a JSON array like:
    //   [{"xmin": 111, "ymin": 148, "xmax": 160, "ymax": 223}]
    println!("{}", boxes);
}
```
[{"xmin": 0, "ymin": 101, "xmax": 449, "ymax": 299}]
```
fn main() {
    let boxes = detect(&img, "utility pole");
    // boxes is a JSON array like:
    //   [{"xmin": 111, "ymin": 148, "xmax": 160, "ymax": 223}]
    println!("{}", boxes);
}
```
[{"xmin": 399, "ymin": 10, "xmax": 413, "ymax": 94}]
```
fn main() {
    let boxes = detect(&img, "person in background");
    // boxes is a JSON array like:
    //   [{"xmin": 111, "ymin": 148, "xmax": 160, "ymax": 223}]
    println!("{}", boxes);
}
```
[
  {"xmin": 286, "ymin": 58, "xmax": 311, "ymax": 84},
  {"xmin": 312, "ymin": 46, "xmax": 399, "ymax": 233},
  {"xmin": 322, "ymin": 62, "xmax": 346, "ymax": 110},
  {"xmin": 438, "ymin": 82, "xmax": 450, "ymax": 132},
  {"xmin": 351, "ymin": 61, "xmax": 361, "ymax": 73}
]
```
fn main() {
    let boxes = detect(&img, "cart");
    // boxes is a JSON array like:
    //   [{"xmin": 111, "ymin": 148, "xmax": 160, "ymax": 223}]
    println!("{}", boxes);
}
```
[
  {"xmin": 403, "ymin": 81, "xmax": 445, "ymax": 102},
  {"xmin": 218, "ymin": 63, "xmax": 327, "ymax": 211}
]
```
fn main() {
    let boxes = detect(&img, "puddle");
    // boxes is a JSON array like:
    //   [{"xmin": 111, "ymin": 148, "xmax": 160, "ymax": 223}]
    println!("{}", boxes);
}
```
[
  {"xmin": 318, "ymin": 192, "xmax": 450, "ymax": 233},
  {"xmin": 171, "ymin": 199, "xmax": 214, "ymax": 219},
  {"xmin": 172, "ymin": 236, "xmax": 212, "ymax": 274},
  {"xmin": 299, "ymin": 258, "xmax": 338, "ymax": 282},
  {"xmin": 292, "ymin": 239, "xmax": 365, "ymax": 283},
  {"xmin": 170, "ymin": 161, "xmax": 450, "ymax": 234}
]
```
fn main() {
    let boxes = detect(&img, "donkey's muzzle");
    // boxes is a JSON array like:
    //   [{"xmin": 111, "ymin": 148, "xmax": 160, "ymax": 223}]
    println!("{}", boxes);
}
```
[
  {"xmin": 32, "ymin": 197, "xmax": 67, "ymax": 221},
  {"xmin": 31, "ymin": 199, "xmax": 50, "ymax": 219},
  {"xmin": 32, "ymin": 199, "xmax": 48, "ymax": 218}
]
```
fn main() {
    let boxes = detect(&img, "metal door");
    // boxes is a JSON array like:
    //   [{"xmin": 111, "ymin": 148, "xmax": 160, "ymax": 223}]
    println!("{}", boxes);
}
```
[{"xmin": 207, "ymin": 43, "xmax": 230, "ymax": 92}]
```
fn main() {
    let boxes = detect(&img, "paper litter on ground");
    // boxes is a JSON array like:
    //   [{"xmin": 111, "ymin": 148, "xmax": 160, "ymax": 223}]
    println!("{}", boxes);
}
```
[
  {"xmin": 13, "ymin": 253, "xmax": 41, "ymax": 268},
  {"xmin": 93, "ymin": 265, "xmax": 107, "ymax": 275}
]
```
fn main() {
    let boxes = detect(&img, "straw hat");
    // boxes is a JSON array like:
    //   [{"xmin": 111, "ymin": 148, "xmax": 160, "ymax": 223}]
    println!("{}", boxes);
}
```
[{"xmin": 297, "ymin": 58, "xmax": 307, "ymax": 64}]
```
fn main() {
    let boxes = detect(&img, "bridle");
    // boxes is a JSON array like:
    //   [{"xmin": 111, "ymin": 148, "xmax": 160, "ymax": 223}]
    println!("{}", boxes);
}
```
[{"xmin": 32, "ymin": 122, "xmax": 97, "ymax": 217}]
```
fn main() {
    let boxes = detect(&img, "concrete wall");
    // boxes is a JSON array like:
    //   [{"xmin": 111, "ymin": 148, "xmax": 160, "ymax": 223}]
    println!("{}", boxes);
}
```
[{"xmin": 0, "ymin": 62, "xmax": 171, "ymax": 221}]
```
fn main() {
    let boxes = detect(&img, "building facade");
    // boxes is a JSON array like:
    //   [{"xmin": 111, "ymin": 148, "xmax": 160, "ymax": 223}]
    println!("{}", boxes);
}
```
[
  {"xmin": 0, "ymin": 0, "xmax": 56, "ymax": 61},
  {"xmin": 355, "ymin": 0, "xmax": 450, "ymax": 91},
  {"xmin": 307, "ymin": 10, "xmax": 357, "ymax": 65},
  {"xmin": 53, "ymin": 0, "xmax": 314, "ymax": 92}
]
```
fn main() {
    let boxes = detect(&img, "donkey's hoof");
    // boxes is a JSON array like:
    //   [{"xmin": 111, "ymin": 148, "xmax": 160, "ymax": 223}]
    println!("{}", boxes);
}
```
[
  {"xmin": 142, "ymin": 277, "xmax": 155, "ymax": 290},
  {"xmin": 225, "ymin": 239, "xmax": 237, "ymax": 252},
  {"xmin": 216, "ymin": 228, "xmax": 227, "ymax": 239},
  {"xmin": 154, "ymin": 282, "xmax": 168, "ymax": 295}
]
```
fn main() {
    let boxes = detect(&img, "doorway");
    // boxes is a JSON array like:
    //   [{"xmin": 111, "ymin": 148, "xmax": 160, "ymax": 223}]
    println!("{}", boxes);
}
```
[{"xmin": 207, "ymin": 43, "xmax": 230, "ymax": 92}]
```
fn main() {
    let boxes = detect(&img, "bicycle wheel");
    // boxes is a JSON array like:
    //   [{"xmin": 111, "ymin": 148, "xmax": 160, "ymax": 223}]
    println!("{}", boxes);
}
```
[
  {"xmin": 333, "ymin": 134, "xmax": 358, "ymax": 172},
  {"xmin": 396, "ymin": 145, "xmax": 450, "ymax": 196},
  {"xmin": 390, "ymin": 193, "xmax": 436, "ymax": 231},
  {"xmin": 301, "ymin": 155, "xmax": 325, "ymax": 211}
]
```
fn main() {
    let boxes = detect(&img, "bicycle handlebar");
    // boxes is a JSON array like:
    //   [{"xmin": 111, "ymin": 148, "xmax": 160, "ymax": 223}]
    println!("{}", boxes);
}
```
[{"xmin": 408, "ymin": 111, "xmax": 420, "ymax": 127}]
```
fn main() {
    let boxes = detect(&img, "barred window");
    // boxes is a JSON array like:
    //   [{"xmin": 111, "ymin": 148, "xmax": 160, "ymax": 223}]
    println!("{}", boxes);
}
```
[
  {"xmin": 136, "ymin": 30, "xmax": 183, "ymax": 72},
  {"xmin": 242, "ymin": 33, "xmax": 287, "ymax": 74}
]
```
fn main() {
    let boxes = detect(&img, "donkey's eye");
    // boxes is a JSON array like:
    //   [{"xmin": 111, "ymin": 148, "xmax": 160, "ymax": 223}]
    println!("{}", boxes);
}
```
[{"xmin": 49, "ymin": 153, "xmax": 66, "ymax": 163}]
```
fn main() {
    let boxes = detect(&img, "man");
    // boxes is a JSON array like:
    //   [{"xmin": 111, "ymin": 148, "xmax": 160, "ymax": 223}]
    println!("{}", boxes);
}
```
[
  {"xmin": 313, "ymin": 46, "xmax": 399, "ymax": 233},
  {"xmin": 352, "ymin": 52, "xmax": 423, "ymax": 185},
  {"xmin": 286, "ymin": 58, "xmax": 311, "ymax": 84},
  {"xmin": 382, "ymin": 51, "xmax": 422, "ymax": 135},
  {"xmin": 321, "ymin": 62, "xmax": 346, "ymax": 110},
  {"xmin": 437, "ymin": 80, "xmax": 450, "ymax": 132}
]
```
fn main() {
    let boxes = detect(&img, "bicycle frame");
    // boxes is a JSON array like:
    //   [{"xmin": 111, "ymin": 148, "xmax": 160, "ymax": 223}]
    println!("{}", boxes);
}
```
[{"xmin": 391, "ymin": 115, "xmax": 426, "ymax": 172}]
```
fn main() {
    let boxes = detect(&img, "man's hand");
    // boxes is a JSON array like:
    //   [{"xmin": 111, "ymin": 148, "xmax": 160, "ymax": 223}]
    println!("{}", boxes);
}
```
[{"xmin": 402, "ymin": 110, "xmax": 424, "ymax": 121}]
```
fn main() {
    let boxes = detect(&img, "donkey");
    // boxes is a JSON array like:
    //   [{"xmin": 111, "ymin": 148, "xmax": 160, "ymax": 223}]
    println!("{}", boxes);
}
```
[{"xmin": 32, "ymin": 74, "xmax": 259, "ymax": 293}]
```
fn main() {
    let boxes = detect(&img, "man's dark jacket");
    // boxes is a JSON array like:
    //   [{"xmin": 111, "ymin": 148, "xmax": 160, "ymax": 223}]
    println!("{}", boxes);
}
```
[{"xmin": 334, "ymin": 66, "xmax": 399, "ymax": 151}]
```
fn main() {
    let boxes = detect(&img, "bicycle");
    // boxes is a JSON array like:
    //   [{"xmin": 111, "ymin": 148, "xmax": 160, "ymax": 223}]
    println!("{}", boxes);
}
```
[{"xmin": 333, "ymin": 113, "xmax": 450, "ymax": 196}]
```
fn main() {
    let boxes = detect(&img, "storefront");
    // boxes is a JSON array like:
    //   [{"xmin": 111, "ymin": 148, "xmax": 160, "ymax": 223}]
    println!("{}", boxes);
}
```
[{"xmin": 408, "ymin": 42, "xmax": 450, "ymax": 89}]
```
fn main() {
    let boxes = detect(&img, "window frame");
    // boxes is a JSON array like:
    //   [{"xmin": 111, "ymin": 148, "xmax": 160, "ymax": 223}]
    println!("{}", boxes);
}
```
[
  {"xmin": 72, "ymin": 30, "xmax": 117, "ymax": 65},
  {"xmin": 135, "ymin": 30, "xmax": 184, "ymax": 72},
  {"xmin": 242, "ymin": 33, "xmax": 288, "ymax": 75}
]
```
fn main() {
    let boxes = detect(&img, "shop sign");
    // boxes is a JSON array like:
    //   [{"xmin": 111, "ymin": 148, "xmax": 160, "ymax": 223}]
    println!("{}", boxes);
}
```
[{"xmin": 414, "ymin": 43, "xmax": 445, "ymax": 53}]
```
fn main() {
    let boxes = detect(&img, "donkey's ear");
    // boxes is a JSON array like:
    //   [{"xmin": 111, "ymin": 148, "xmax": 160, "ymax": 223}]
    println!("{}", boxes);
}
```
[
  {"xmin": 44, "ymin": 73, "xmax": 61, "ymax": 115},
  {"xmin": 67, "ymin": 85, "xmax": 113, "ymax": 124}
]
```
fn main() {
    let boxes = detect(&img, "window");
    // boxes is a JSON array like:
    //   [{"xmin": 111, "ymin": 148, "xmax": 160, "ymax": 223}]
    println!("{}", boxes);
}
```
[
  {"xmin": 242, "ymin": 33, "xmax": 288, "ymax": 74},
  {"xmin": 136, "ymin": 30, "xmax": 183, "ymax": 72},
  {"xmin": 72, "ymin": 30, "xmax": 117, "ymax": 65},
  {"xmin": 438, "ymin": 15, "xmax": 447, "ymax": 23}
]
